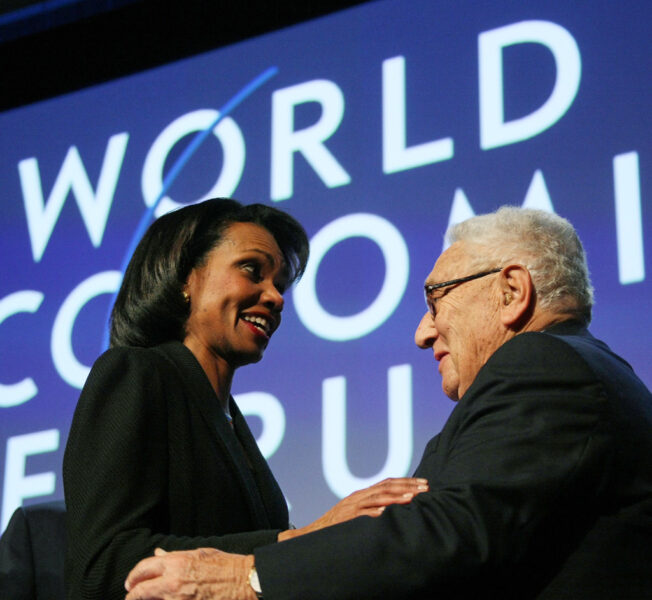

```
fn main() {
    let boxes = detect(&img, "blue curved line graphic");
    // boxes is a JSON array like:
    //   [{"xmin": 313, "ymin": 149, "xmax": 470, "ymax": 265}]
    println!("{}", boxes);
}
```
[{"xmin": 101, "ymin": 65, "xmax": 279, "ymax": 351}]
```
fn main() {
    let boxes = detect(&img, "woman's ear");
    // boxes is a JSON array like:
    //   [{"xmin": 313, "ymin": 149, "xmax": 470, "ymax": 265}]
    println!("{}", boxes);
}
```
[
  {"xmin": 183, "ymin": 269, "xmax": 198, "ymax": 306},
  {"xmin": 498, "ymin": 264, "xmax": 534, "ymax": 328}
]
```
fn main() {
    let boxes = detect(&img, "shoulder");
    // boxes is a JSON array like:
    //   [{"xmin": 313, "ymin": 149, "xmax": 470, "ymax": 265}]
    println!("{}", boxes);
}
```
[
  {"xmin": 91, "ymin": 341, "xmax": 176, "ymax": 368},
  {"xmin": 465, "ymin": 326, "xmax": 609, "ymax": 409},
  {"xmin": 77, "ymin": 342, "xmax": 195, "ymax": 413},
  {"xmin": 70, "ymin": 344, "xmax": 194, "ymax": 440},
  {"xmin": 87, "ymin": 341, "xmax": 192, "ymax": 382},
  {"xmin": 487, "ymin": 327, "xmax": 596, "ymax": 380},
  {"xmin": 456, "ymin": 327, "xmax": 613, "ymax": 450},
  {"xmin": 487, "ymin": 323, "xmax": 636, "ymax": 391}
]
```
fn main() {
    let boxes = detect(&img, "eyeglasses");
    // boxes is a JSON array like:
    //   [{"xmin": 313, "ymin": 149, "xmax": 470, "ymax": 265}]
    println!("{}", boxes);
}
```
[{"xmin": 424, "ymin": 268, "xmax": 502, "ymax": 317}]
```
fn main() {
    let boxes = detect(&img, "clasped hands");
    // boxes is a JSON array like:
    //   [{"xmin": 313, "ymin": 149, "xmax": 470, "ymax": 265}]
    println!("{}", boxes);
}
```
[{"xmin": 125, "ymin": 477, "xmax": 428, "ymax": 599}]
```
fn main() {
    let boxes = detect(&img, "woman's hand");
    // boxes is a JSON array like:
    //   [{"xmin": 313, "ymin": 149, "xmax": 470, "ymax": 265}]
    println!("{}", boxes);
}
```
[{"xmin": 278, "ymin": 477, "xmax": 428, "ymax": 541}]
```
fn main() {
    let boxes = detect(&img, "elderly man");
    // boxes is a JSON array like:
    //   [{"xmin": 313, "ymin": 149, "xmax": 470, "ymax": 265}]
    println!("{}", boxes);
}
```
[{"xmin": 125, "ymin": 207, "xmax": 652, "ymax": 599}]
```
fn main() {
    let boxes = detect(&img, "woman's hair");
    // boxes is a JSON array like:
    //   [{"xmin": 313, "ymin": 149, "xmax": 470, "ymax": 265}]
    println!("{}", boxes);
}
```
[
  {"xmin": 109, "ymin": 198, "xmax": 309, "ymax": 347},
  {"xmin": 446, "ymin": 206, "xmax": 594, "ymax": 324}
]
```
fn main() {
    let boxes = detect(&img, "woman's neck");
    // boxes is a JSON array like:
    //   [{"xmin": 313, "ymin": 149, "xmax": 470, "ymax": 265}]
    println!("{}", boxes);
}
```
[{"xmin": 182, "ymin": 339, "xmax": 233, "ymax": 412}]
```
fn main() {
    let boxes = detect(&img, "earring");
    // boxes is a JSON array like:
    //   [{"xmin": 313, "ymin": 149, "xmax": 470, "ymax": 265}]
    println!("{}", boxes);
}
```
[{"xmin": 182, "ymin": 291, "xmax": 190, "ymax": 304}]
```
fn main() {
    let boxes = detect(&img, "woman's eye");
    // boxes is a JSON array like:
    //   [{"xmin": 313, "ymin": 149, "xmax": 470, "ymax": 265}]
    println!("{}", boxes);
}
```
[{"xmin": 242, "ymin": 262, "xmax": 262, "ymax": 280}]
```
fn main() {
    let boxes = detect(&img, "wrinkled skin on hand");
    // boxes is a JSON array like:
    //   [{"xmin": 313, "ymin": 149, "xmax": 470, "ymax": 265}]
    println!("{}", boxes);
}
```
[
  {"xmin": 124, "ymin": 477, "xmax": 429, "ymax": 598},
  {"xmin": 125, "ymin": 548, "xmax": 255, "ymax": 600},
  {"xmin": 278, "ymin": 476, "xmax": 429, "ymax": 541}
]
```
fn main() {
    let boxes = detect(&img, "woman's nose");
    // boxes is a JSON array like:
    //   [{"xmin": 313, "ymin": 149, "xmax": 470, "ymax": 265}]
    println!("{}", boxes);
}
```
[{"xmin": 262, "ymin": 282, "xmax": 284, "ymax": 312}]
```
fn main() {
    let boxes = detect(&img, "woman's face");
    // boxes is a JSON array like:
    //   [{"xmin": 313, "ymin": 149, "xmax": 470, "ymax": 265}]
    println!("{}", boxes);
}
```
[{"xmin": 183, "ymin": 221, "xmax": 287, "ymax": 371}]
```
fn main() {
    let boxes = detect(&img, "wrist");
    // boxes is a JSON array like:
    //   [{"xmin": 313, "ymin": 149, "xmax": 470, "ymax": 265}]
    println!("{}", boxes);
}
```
[
  {"xmin": 278, "ymin": 527, "xmax": 303, "ymax": 541},
  {"xmin": 248, "ymin": 560, "xmax": 263, "ymax": 599}
]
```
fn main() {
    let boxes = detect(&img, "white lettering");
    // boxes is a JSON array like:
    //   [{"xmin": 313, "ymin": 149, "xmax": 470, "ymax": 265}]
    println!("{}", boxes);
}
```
[
  {"xmin": 19, "ymin": 133, "xmax": 129, "ymax": 262},
  {"xmin": 0, "ymin": 291, "xmax": 44, "ymax": 407},
  {"xmin": 1, "ymin": 429, "xmax": 59, "ymax": 531},
  {"xmin": 141, "ymin": 109, "xmax": 245, "ymax": 218},
  {"xmin": 51, "ymin": 271, "xmax": 122, "ymax": 389},
  {"xmin": 322, "ymin": 364, "xmax": 413, "ymax": 497},
  {"xmin": 271, "ymin": 79, "xmax": 351, "ymax": 201},
  {"xmin": 235, "ymin": 392, "xmax": 286, "ymax": 459},
  {"xmin": 444, "ymin": 189, "xmax": 475, "ymax": 251},
  {"xmin": 522, "ymin": 169, "xmax": 555, "ymax": 211},
  {"xmin": 382, "ymin": 55, "xmax": 454, "ymax": 173},
  {"xmin": 479, "ymin": 20, "xmax": 581, "ymax": 149},
  {"xmin": 614, "ymin": 151, "xmax": 645, "ymax": 284},
  {"xmin": 293, "ymin": 213, "xmax": 409, "ymax": 341}
]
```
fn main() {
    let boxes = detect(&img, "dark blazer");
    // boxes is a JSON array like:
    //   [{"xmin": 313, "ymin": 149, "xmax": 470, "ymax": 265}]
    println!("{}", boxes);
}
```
[
  {"xmin": 0, "ymin": 501, "xmax": 66, "ymax": 600},
  {"xmin": 63, "ymin": 342, "xmax": 288, "ymax": 600},
  {"xmin": 255, "ymin": 321, "xmax": 652, "ymax": 599}
]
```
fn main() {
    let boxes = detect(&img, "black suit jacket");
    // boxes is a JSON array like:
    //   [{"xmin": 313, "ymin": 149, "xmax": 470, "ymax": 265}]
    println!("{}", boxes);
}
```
[
  {"xmin": 63, "ymin": 342, "xmax": 288, "ymax": 600},
  {"xmin": 0, "ymin": 501, "xmax": 66, "ymax": 600},
  {"xmin": 255, "ymin": 322, "xmax": 652, "ymax": 599}
]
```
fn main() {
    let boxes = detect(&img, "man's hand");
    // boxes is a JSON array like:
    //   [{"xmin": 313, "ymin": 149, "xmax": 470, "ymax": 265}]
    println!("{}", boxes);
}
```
[
  {"xmin": 279, "ymin": 476, "xmax": 428, "ymax": 541},
  {"xmin": 124, "ymin": 548, "xmax": 255, "ymax": 600}
]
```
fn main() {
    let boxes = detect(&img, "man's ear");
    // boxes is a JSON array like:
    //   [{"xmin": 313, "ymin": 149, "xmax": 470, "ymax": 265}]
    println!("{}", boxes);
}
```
[{"xmin": 498, "ymin": 264, "xmax": 534, "ymax": 328}]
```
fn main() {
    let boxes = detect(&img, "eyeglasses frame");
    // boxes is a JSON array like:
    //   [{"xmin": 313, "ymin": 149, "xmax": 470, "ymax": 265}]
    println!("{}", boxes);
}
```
[{"xmin": 424, "ymin": 268, "xmax": 502, "ymax": 316}]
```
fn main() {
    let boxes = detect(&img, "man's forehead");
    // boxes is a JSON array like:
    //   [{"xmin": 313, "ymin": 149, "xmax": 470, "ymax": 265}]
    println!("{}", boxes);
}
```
[{"xmin": 426, "ymin": 243, "xmax": 469, "ymax": 283}]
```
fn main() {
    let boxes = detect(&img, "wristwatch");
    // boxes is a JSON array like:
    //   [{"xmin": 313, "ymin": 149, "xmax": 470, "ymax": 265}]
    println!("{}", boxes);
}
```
[{"xmin": 248, "ymin": 565, "xmax": 263, "ymax": 599}]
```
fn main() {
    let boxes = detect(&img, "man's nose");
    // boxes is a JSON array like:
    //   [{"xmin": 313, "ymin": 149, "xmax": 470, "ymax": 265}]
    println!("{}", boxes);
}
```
[{"xmin": 414, "ymin": 311, "xmax": 436, "ymax": 348}]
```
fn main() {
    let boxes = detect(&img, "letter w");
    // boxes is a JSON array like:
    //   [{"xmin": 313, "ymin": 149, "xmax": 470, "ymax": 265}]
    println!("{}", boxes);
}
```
[{"xmin": 18, "ymin": 133, "xmax": 129, "ymax": 262}]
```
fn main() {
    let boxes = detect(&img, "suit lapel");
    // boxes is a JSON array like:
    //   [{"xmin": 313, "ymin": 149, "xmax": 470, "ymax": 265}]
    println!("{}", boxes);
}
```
[
  {"xmin": 156, "ymin": 343, "xmax": 271, "ymax": 528},
  {"xmin": 231, "ymin": 400, "xmax": 288, "ymax": 527}
]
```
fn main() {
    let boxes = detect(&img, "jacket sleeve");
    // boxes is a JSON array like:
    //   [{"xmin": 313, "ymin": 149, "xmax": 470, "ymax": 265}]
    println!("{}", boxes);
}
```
[
  {"xmin": 254, "ymin": 332, "xmax": 614, "ymax": 600},
  {"xmin": 63, "ymin": 347, "xmax": 281, "ymax": 600}
]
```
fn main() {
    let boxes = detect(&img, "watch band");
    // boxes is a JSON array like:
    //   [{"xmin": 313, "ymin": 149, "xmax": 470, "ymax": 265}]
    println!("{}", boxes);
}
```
[{"xmin": 248, "ymin": 565, "xmax": 263, "ymax": 599}]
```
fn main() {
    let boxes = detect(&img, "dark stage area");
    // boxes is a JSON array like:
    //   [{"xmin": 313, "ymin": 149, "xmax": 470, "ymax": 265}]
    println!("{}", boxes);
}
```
[{"xmin": 1, "ymin": 0, "xmax": 366, "ymax": 111}]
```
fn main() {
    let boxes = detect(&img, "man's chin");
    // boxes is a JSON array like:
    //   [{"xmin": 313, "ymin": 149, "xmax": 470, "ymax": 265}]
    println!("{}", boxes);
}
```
[{"xmin": 441, "ymin": 377, "xmax": 460, "ymax": 402}]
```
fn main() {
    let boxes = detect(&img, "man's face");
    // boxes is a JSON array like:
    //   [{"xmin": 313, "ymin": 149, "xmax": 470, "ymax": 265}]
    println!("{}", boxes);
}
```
[{"xmin": 415, "ymin": 242, "xmax": 503, "ymax": 401}]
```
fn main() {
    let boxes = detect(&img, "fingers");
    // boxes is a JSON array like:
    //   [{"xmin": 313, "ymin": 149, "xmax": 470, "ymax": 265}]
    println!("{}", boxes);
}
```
[
  {"xmin": 362, "ymin": 505, "xmax": 387, "ymax": 517},
  {"xmin": 348, "ymin": 477, "xmax": 427, "ymax": 497},
  {"xmin": 298, "ymin": 478, "xmax": 431, "ymax": 534},
  {"xmin": 352, "ymin": 477, "xmax": 429, "ymax": 506},
  {"xmin": 125, "ymin": 556, "xmax": 166, "ymax": 592},
  {"xmin": 337, "ymin": 478, "xmax": 429, "ymax": 511},
  {"xmin": 195, "ymin": 547, "xmax": 221, "ymax": 558},
  {"xmin": 360, "ymin": 491, "xmax": 419, "ymax": 507},
  {"xmin": 125, "ymin": 578, "xmax": 164, "ymax": 600},
  {"xmin": 372, "ymin": 477, "xmax": 429, "ymax": 491},
  {"xmin": 125, "ymin": 548, "xmax": 235, "ymax": 599}
]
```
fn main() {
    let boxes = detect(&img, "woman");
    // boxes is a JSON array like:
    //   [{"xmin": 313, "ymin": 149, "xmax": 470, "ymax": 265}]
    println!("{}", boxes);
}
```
[{"xmin": 63, "ymin": 199, "xmax": 426, "ymax": 600}]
